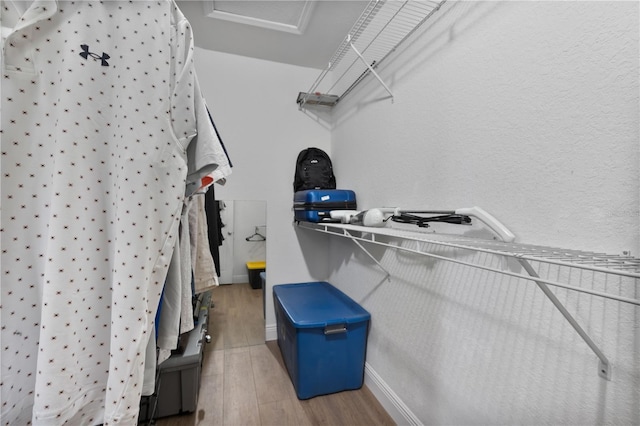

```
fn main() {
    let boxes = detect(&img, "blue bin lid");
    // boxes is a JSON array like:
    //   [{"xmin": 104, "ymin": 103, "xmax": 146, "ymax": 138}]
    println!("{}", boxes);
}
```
[{"xmin": 273, "ymin": 281, "xmax": 370, "ymax": 328}]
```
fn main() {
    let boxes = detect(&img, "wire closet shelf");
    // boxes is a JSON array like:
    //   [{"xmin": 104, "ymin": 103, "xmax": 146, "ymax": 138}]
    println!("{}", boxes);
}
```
[
  {"xmin": 298, "ymin": 221, "xmax": 640, "ymax": 307},
  {"xmin": 298, "ymin": 220, "xmax": 640, "ymax": 379},
  {"xmin": 297, "ymin": 0, "xmax": 446, "ymax": 109}
]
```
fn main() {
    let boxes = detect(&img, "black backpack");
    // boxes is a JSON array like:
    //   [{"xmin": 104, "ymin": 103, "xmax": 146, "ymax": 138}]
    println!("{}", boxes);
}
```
[{"xmin": 293, "ymin": 147, "xmax": 336, "ymax": 192}]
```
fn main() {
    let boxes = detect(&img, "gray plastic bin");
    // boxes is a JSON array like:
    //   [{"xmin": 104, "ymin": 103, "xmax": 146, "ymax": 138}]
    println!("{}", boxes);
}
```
[{"xmin": 141, "ymin": 291, "xmax": 211, "ymax": 420}]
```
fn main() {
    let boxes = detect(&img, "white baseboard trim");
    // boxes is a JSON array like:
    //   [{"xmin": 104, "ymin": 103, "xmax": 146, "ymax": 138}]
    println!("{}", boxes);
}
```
[
  {"xmin": 232, "ymin": 273, "xmax": 249, "ymax": 284},
  {"xmin": 263, "ymin": 325, "xmax": 419, "ymax": 425},
  {"xmin": 364, "ymin": 363, "xmax": 422, "ymax": 426},
  {"xmin": 265, "ymin": 323, "xmax": 277, "ymax": 341}
]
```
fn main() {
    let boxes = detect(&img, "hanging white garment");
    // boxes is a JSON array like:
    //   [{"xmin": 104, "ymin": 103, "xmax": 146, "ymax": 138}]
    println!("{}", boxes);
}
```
[
  {"xmin": 0, "ymin": 1, "xmax": 231, "ymax": 424},
  {"xmin": 178, "ymin": 201, "xmax": 195, "ymax": 335},
  {"xmin": 191, "ymin": 192, "xmax": 220, "ymax": 294},
  {"xmin": 154, "ymin": 196, "xmax": 195, "ymax": 370}
]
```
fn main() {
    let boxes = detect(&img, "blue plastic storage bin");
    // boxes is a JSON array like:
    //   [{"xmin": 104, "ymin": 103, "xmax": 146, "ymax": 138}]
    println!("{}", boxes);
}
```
[{"xmin": 273, "ymin": 281, "xmax": 370, "ymax": 399}]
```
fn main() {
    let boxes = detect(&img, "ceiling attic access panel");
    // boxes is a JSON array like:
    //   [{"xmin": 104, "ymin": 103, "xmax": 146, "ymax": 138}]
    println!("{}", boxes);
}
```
[
  {"xmin": 297, "ymin": 0, "xmax": 446, "ymax": 109},
  {"xmin": 203, "ymin": 0, "xmax": 316, "ymax": 34}
]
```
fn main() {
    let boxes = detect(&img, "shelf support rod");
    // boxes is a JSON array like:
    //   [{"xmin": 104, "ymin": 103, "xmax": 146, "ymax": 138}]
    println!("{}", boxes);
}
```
[
  {"xmin": 348, "ymin": 35, "xmax": 394, "ymax": 101},
  {"xmin": 517, "ymin": 259, "xmax": 611, "ymax": 380},
  {"xmin": 345, "ymin": 230, "xmax": 391, "ymax": 280},
  {"xmin": 464, "ymin": 209, "xmax": 611, "ymax": 379},
  {"xmin": 470, "ymin": 208, "xmax": 613, "ymax": 380}
]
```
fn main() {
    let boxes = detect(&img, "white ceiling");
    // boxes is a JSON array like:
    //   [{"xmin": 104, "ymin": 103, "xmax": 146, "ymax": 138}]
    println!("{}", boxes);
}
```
[{"xmin": 176, "ymin": 0, "xmax": 369, "ymax": 69}]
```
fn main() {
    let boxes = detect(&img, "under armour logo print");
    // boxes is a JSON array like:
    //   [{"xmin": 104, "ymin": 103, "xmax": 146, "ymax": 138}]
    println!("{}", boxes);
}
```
[{"xmin": 79, "ymin": 44, "xmax": 110, "ymax": 66}]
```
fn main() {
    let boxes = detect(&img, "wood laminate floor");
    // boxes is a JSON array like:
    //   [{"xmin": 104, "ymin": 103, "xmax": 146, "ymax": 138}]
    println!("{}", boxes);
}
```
[{"xmin": 155, "ymin": 283, "xmax": 395, "ymax": 426}]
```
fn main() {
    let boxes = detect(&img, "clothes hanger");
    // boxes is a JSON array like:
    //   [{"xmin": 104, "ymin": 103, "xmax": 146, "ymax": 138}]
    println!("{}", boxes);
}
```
[{"xmin": 245, "ymin": 226, "xmax": 266, "ymax": 242}]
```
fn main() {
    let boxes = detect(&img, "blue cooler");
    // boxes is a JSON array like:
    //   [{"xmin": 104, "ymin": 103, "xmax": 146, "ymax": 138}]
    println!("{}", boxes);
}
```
[{"xmin": 273, "ymin": 281, "xmax": 370, "ymax": 399}]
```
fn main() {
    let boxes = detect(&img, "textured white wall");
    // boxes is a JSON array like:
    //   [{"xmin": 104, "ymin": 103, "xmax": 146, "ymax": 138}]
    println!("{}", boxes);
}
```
[
  {"xmin": 193, "ymin": 48, "xmax": 331, "ymax": 327},
  {"xmin": 332, "ymin": 0, "xmax": 639, "ymax": 255},
  {"xmin": 324, "ymin": 1, "xmax": 639, "ymax": 424}
]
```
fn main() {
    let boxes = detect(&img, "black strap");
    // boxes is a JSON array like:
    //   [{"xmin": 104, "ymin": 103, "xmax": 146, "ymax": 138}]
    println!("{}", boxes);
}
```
[{"xmin": 390, "ymin": 213, "xmax": 471, "ymax": 228}]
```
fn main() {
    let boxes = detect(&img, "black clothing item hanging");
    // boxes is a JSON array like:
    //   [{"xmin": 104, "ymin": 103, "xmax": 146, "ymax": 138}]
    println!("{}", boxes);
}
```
[{"xmin": 204, "ymin": 186, "xmax": 223, "ymax": 277}]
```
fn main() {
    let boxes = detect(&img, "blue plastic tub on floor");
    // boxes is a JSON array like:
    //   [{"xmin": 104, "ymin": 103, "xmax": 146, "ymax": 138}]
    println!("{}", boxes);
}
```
[{"xmin": 273, "ymin": 281, "xmax": 370, "ymax": 399}]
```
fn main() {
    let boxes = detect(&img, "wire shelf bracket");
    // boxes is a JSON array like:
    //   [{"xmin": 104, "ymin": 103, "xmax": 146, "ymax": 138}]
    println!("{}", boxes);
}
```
[
  {"xmin": 297, "ymin": 211, "xmax": 640, "ymax": 380},
  {"xmin": 345, "ymin": 228, "xmax": 391, "ymax": 281},
  {"xmin": 297, "ymin": 0, "xmax": 446, "ymax": 110},
  {"xmin": 347, "ymin": 34, "xmax": 394, "ymax": 101}
]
